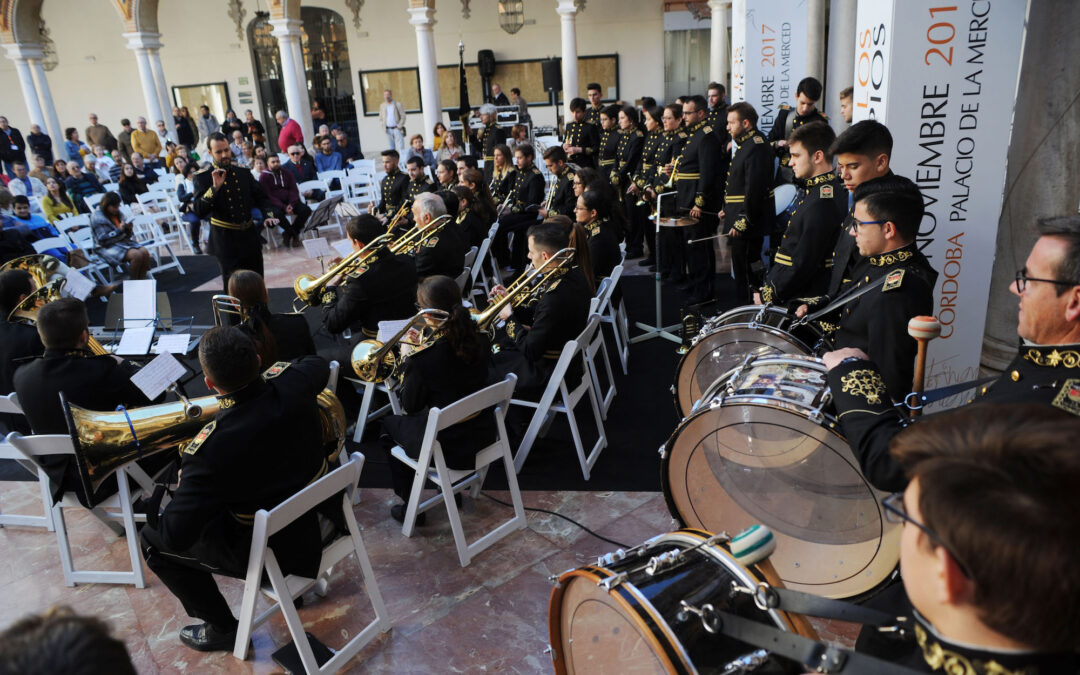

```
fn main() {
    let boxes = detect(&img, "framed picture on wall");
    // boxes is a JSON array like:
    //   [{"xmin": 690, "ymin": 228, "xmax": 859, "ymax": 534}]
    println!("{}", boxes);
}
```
[{"xmin": 171, "ymin": 82, "xmax": 232, "ymax": 121}]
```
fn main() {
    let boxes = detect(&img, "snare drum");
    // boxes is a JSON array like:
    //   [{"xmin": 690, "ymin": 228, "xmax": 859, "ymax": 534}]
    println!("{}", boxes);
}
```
[
  {"xmin": 662, "ymin": 355, "xmax": 899, "ymax": 600},
  {"xmin": 673, "ymin": 305, "xmax": 830, "ymax": 417},
  {"xmin": 548, "ymin": 529, "xmax": 809, "ymax": 674}
]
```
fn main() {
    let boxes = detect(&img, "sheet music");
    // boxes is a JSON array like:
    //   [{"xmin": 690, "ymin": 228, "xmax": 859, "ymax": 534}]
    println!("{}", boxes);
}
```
[
  {"xmin": 130, "ymin": 351, "xmax": 187, "ymax": 400},
  {"xmin": 154, "ymin": 334, "xmax": 191, "ymax": 355},
  {"xmin": 115, "ymin": 326, "xmax": 155, "ymax": 356},
  {"xmin": 377, "ymin": 319, "xmax": 410, "ymax": 344},
  {"xmin": 332, "ymin": 239, "xmax": 354, "ymax": 257},
  {"xmin": 122, "ymin": 279, "xmax": 157, "ymax": 328},
  {"xmin": 302, "ymin": 237, "xmax": 336, "ymax": 259},
  {"xmin": 63, "ymin": 268, "xmax": 96, "ymax": 301}
]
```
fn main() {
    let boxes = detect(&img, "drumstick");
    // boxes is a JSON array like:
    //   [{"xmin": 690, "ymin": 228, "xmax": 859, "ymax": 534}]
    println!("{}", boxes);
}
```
[
  {"xmin": 677, "ymin": 206, "xmax": 722, "ymax": 217},
  {"xmin": 687, "ymin": 232, "xmax": 729, "ymax": 244},
  {"xmin": 731, "ymin": 525, "xmax": 820, "ymax": 640},
  {"xmin": 907, "ymin": 316, "xmax": 942, "ymax": 417}
]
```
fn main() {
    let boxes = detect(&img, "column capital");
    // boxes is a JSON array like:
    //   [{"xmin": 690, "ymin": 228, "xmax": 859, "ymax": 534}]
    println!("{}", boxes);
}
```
[
  {"xmin": 707, "ymin": 0, "xmax": 729, "ymax": 10},
  {"xmin": 3, "ymin": 43, "xmax": 45, "ymax": 62},
  {"xmin": 407, "ymin": 5, "xmax": 436, "ymax": 28},
  {"xmin": 556, "ymin": 0, "xmax": 579, "ymax": 17},
  {"xmin": 123, "ymin": 31, "xmax": 164, "ymax": 51},
  {"xmin": 269, "ymin": 17, "xmax": 304, "ymax": 37}
]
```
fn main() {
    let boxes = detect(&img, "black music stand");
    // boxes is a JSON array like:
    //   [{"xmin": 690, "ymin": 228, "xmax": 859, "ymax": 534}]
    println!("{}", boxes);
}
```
[{"xmin": 630, "ymin": 190, "xmax": 681, "ymax": 345}]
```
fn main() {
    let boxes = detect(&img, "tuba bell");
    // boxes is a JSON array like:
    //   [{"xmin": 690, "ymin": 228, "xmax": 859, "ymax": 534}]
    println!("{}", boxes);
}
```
[
  {"xmin": 9, "ymin": 277, "xmax": 109, "ymax": 356},
  {"xmin": 0, "ymin": 254, "xmax": 63, "ymax": 287}
]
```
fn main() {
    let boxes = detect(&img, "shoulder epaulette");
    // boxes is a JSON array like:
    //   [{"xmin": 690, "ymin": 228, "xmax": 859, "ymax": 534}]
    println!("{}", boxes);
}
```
[
  {"xmin": 752, "ymin": 135, "xmax": 764, "ymax": 144},
  {"xmin": 819, "ymin": 112, "xmax": 830, "ymax": 121},
  {"xmin": 635, "ymin": 130, "xmax": 643, "ymax": 137},
  {"xmin": 262, "ymin": 361, "xmax": 291, "ymax": 379},
  {"xmin": 1051, "ymin": 379, "xmax": 1080, "ymax": 416},
  {"xmin": 183, "ymin": 420, "xmax": 216, "ymax": 455},
  {"xmin": 881, "ymin": 269, "xmax": 905, "ymax": 292},
  {"xmin": 779, "ymin": 104, "xmax": 792, "ymax": 111},
  {"xmin": 703, "ymin": 126, "xmax": 713, "ymax": 134},
  {"xmin": 678, "ymin": 131, "xmax": 688, "ymax": 139},
  {"xmin": 820, "ymin": 184, "xmax": 834, "ymax": 199}
]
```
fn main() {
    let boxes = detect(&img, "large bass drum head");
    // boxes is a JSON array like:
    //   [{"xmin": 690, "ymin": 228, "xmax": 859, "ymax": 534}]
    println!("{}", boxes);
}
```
[{"xmin": 662, "ymin": 401, "xmax": 899, "ymax": 599}]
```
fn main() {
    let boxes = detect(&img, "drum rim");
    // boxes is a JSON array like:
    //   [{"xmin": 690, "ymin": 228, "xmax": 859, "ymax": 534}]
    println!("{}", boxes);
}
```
[{"xmin": 686, "ymin": 353, "xmax": 829, "ymax": 418}]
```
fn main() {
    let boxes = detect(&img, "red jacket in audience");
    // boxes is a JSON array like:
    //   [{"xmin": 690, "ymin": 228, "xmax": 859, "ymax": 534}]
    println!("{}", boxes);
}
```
[{"xmin": 258, "ymin": 167, "xmax": 301, "ymax": 210}]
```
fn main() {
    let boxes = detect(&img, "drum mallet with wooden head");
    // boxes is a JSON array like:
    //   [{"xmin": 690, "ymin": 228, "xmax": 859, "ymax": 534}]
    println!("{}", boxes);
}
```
[
  {"xmin": 730, "ymin": 525, "xmax": 818, "ymax": 640},
  {"xmin": 908, "ymin": 315, "xmax": 942, "ymax": 417}
]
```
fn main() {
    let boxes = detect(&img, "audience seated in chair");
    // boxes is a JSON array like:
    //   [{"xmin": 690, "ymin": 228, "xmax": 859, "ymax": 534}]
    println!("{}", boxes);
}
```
[{"xmin": 90, "ymin": 192, "xmax": 151, "ymax": 279}]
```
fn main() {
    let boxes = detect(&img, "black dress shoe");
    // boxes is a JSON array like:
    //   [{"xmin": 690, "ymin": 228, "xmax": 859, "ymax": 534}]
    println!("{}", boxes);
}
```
[
  {"xmin": 179, "ymin": 623, "xmax": 238, "ymax": 652},
  {"xmin": 626, "ymin": 248, "xmax": 645, "ymax": 259},
  {"xmin": 391, "ymin": 503, "xmax": 426, "ymax": 526}
]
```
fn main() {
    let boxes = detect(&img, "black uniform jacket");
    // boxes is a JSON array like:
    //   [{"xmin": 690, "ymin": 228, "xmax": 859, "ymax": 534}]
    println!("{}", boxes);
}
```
[
  {"xmin": 633, "ymin": 129, "xmax": 665, "ymax": 191},
  {"xmin": 547, "ymin": 166, "xmax": 577, "ymax": 218},
  {"xmin": 266, "ymin": 313, "xmax": 317, "ymax": 362},
  {"xmin": 323, "ymin": 253, "xmax": 417, "ymax": 339},
  {"xmin": 383, "ymin": 335, "xmax": 498, "ymax": 468},
  {"xmin": 415, "ymin": 219, "xmax": 466, "ymax": 281},
  {"xmin": 377, "ymin": 169, "xmax": 409, "ymax": 216},
  {"xmin": 14, "ymin": 348, "xmax": 159, "ymax": 500},
  {"xmin": 833, "ymin": 242, "xmax": 937, "ymax": 403},
  {"xmin": 154, "ymin": 357, "xmax": 331, "ymax": 579},
  {"xmin": 584, "ymin": 217, "xmax": 621, "ymax": 283},
  {"xmin": 586, "ymin": 105, "xmax": 603, "ymax": 127},
  {"xmin": 563, "ymin": 120, "xmax": 599, "ymax": 169},
  {"xmin": 405, "ymin": 176, "xmax": 436, "ymax": 201},
  {"xmin": 723, "ymin": 128, "xmax": 775, "ymax": 236},
  {"xmin": 502, "ymin": 166, "xmax": 545, "ymax": 215},
  {"xmin": 766, "ymin": 105, "xmax": 829, "ymax": 167},
  {"xmin": 192, "ymin": 164, "xmax": 272, "ymax": 228},
  {"xmin": 0, "ymin": 318, "xmax": 43, "ymax": 433},
  {"xmin": 613, "ymin": 128, "xmax": 643, "ymax": 191},
  {"xmin": 598, "ymin": 128, "xmax": 620, "ymax": 182},
  {"xmin": 456, "ymin": 208, "xmax": 489, "ymax": 249},
  {"xmin": 675, "ymin": 120, "xmax": 722, "ymax": 213},
  {"xmin": 761, "ymin": 171, "xmax": 847, "ymax": 304},
  {"xmin": 474, "ymin": 122, "xmax": 508, "ymax": 183},
  {"xmin": 828, "ymin": 343, "xmax": 1080, "ymax": 493}
]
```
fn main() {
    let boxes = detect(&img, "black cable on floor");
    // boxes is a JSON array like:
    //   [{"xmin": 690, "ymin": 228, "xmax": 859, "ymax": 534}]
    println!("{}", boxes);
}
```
[{"xmin": 480, "ymin": 491, "xmax": 629, "ymax": 549}]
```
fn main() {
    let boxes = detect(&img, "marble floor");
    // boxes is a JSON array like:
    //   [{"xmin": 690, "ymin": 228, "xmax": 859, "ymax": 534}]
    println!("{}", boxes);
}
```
[{"xmin": 0, "ymin": 480, "xmax": 858, "ymax": 673}]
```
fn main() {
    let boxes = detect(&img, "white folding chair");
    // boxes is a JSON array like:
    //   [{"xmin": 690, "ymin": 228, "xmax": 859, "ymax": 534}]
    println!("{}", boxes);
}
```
[
  {"xmin": 232, "ymin": 453, "xmax": 391, "ymax": 671},
  {"xmin": 62, "ymin": 225, "xmax": 112, "ymax": 284},
  {"xmin": 595, "ymin": 264, "xmax": 629, "ymax": 375},
  {"xmin": 5, "ymin": 432, "xmax": 156, "ymax": 587},
  {"xmin": 511, "ymin": 314, "xmax": 608, "ymax": 479},
  {"xmin": 103, "ymin": 182, "xmax": 120, "ymax": 193},
  {"xmin": 348, "ymin": 159, "xmax": 376, "ymax": 177},
  {"xmin": 136, "ymin": 190, "xmax": 192, "ymax": 252},
  {"xmin": 0, "ymin": 395, "xmax": 54, "ymax": 531},
  {"xmin": 327, "ymin": 360, "xmax": 340, "ymax": 395},
  {"xmin": 391, "ymin": 375, "xmax": 526, "ymax": 566},
  {"xmin": 297, "ymin": 179, "xmax": 328, "ymax": 206},
  {"xmin": 131, "ymin": 214, "xmax": 186, "ymax": 276},
  {"xmin": 345, "ymin": 377, "xmax": 402, "ymax": 445},
  {"xmin": 470, "ymin": 236, "xmax": 497, "ymax": 302},
  {"xmin": 454, "ymin": 266, "xmax": 471, "ymax": 294},
  {"xmin": 342, "ymin": 175, "xmax": 377, "ymax": 212},
  {"xmin": 83, "ymin": 193, "xmax": 105, "ymax": 212},
  {"xmin": 585, "ymin": 286, "xmax": 618, "ymax": 418},
  {"xmin": 30, "ymin": 236, "xmax": 71, "ymax": 255},
  {"xmin": 463, "ymin": 245, "xmax": 479, "ymax": 270}
]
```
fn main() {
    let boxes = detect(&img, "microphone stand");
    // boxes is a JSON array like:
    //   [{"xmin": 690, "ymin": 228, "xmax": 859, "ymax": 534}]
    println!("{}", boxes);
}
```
[{"xmin": 630, "ymin": 190, "xmax": 681, "ymax": 345}]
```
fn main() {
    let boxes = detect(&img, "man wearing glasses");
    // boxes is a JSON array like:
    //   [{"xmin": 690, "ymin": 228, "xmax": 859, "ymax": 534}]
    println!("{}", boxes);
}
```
[
  {"xmin": 875, "ymin": 405, "xmax": 1080, "ymax": 672},
  {"xmin": 824, "ymin": 215, "xmax": 1080, "ymax": 492}
]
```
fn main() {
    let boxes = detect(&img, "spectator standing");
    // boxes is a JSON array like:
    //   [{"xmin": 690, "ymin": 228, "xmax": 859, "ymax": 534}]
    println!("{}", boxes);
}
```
[
  {"xmin": 130, "ymin": 117, "xmax": 162, "ymax": 163},
  {"xmin": 221, "ymin": 110, "xmax": 244, "ymax": 139},
  {"xmin": 491, "ymin": 83, "xmax": 510, "ymax": 106},
  {"xmin": 63, "ymin": 161, "xmax": 105, "ymax": 213},
  {"xmin": 40, "ymin": 176, "xmax": 76, "ymax": 223},
  {"xmin": 510, "ymin": 88, "xmax": 530, "ymax": 123},
  {"xmin": 179, "ymin": 107, "xmax": 199, "ymax": 144},
  {"xmin": 115, "ymin": 118, "xmax": 135, "ymax": 163},
  {"xmin": 26, "ymin": 124, "xmax": 53, "ymax": 165},
  {"xmin": 379, "ymin": 89, "xmax": 407, "ymax": 152},
  {"xmin": 310, "ymin": 99, "xmax": 327, "ymax": 133},
  {"xmin": 196, "ymin": 105, "xmax": 221, "ymax": 148},
  {"xmin": 0, "ymin": 116, "xmax": 27, "ymax": 177},
  {"xmin": 243, "ymin": 109, "xmax": 266, "ymax": 148},
  {"xmin": 85, "ymin": 113, "xmax": 118, "ymax": 152},
  {"xmin": 275, "ymin": 110, "xmax": 303, "ymax": 154},
  {"xmin": 64, "ymin": 128, "xmax": 90, "ymax": 159},
  {"xmin": 155, "ymin": 119, "xmax": 170, "ymax": 147},
  {"xmin": 173, "ymin": 106, "xmax": 196, "ymax": 147}
]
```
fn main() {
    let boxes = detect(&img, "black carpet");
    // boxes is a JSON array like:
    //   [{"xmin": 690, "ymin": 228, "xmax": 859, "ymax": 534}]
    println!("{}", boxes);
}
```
[{"xmin": 8, "ymin": 254, "xmax": 743, "ymax": 494}]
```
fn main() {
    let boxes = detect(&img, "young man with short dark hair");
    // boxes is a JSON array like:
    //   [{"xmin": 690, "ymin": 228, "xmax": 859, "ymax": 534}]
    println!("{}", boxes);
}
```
[
  {"xmin": 767, "ymin": 76, "xmax": 829, "ymax": 175},
  {"xmin": 585, "ymin": 82, "xmax": 604, "ymax": 126},
  {"xmin": 723, "ymin": 101, "xmax": 775, "ymax": 304},
  {"xmin": 562, "ymin": 97, "xmax": 599, "ymax": 169},
  {"xmin": 839, "ymin": 85, "xmax": 854, "ymax": 124},
  {"xmin": 492, "ymin": 143, "xmax": 545, "ymax": 275}
]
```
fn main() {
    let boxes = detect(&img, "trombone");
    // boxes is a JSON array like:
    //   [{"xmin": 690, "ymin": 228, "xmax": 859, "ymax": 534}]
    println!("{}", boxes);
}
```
[
  {"xmin": 388, "ymin": 214, "xmax": 452, "ymax": 256},
  {"xmin": 472, "ymin": 247, "xmax": 576, "ymax": 334},
  {"xmin": 385, "ymin": 199, "xmax": 412, "ymax": 233},
  {"xmin": 351, "ymin": 308, "xmax": 450, "ymax": 383},
  {"xmin": 292, "ymin": 233, "xmax": 394, "ymax": 311}
]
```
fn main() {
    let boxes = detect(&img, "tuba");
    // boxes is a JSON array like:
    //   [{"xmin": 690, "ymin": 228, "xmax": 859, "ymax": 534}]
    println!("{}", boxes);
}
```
[
  {"xmin": 64, "ymin": 385, "xmax": 347, "ymax": 504},
  {"xmin": 0, "ymin": 254, "xmax": 63, "ymax": 287},
  {"xmin": 350, "ymin": 309, "xmax": 449, "ymax": 383},
  {"xmin": 388, "ymin": 214, "xmax": 452, "ymax": 256},
  {"xmin": 292, "ymin": 233, "xmax": 395, "ymax": 311},
  {"xmin": 472, "ymin": 248, "xmax": 576, "ymax": 334}
]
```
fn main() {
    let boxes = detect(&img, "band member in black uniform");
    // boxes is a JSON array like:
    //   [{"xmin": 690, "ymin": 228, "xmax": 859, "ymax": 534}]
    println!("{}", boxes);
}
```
[
  {"xmin": 614, "ymin": 106, "xmax": 645, "ymax": 258},
  {"xmin": 451, "ymin": 185, "xmax": 488, "ymax": 248},
  {"xmin": 756, "ymin": 122, "xmax": 847, "ymax": 305},
  {"xmin": 0, "ymin": 269, "xmax": 43, "ymax": 433},
  {"xmin": 13, "ymin": 298, "xmax": 161, "ymax": 503},
  {"xmin": 371, "ymin": 149, "xmax": 409, "ymax": 220},
  {"xmin": 492, "ymin": 144, "xmax": 545, "ymax": 275},
  {"xmin": 227, "ymin": 270, "xmax": 315, "ymax": 364},
  {"xmin": 704, "ymin": 82, "xmax": 727, "ymax": 138},
  {"xmin": 675, "ymin": 95, "xmax": 722, "ymax": 305},
  {"xmin": 823, "ymin": 215, "xmax": 1080, "ymax": 492},
  {"xmin": 722, "ymin": 101, "xmax": 775, "ymax": 304},
  {"xmin": 379, "ymin": 275, "xmax": 498, "ymax": 524},
  {"xmin": 488, "ymin": 145, "xmax": 514, "ymax": 201},
  {"xmin": 881, "ymin": 405, "xmax": 1080, "ymax": 673},
  {"xmin": 766, "ymin": 77, "xmax": 828, "ymax": 182},
  {"xmin": 471, "ymin": 103, "xmax": 507, "ymax": 185},
  {"xmin": 628, "ymin": 105, "xmax": 665, "ymax": 266},
  {"xmin": 597, "ymin": 106, "xmax": 621, "ymax": 198},
  {"xmin": 411, "ymin": 192, "xmax": 465, "ymax": 281},
  {"xmin": 321, "ymin": 215, "xmax": 417, "ymax": 343},
  {"xmin": 562, "ymin": 98, "xmax": 599, "ymax": 169},
  {"xmin": 654, "ymin": 104, "xmax": 689, "ymax": 282},
  {"xmin": 492, "ymin": 220, "xmax": 593, "ymax": 397},
  {"xmin": 139, "ymin": 328, "xmax": 333, "ymax": 652},
  {"xmin": 192, "ymin": 132, "xmax": 278, "ymax": 286},
  {"xmin": 575, "ymin": 190, "xmax": 621, "ymax": 284},
  {"xmin": 585, "ymin": 83, "xmax": 604, "ymax": 127},
  {"xmin": 404, "ymin": 155, "xmax": 436, "ymax": 201},
  {"xmin": 539, "ymin": 147, "xmax": 577, "ymax": 219}
]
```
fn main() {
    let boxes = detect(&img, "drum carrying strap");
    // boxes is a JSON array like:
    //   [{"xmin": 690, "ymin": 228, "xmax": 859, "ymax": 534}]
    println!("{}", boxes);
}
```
[
  {"xmin": 751, "ymin": 584, "xmax": 898, "ymax": 627},
  {"xmin": 798, "ymin": 275, "xmax": 889, "ymax": 325},
  {"xmin": 906, "ymin": 375, "xmax": 998, "ymax": 410}
]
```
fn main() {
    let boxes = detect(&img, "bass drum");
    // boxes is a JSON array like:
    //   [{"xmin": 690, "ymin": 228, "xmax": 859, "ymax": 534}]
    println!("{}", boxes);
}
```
[
  {"xmin": 662, "ymin": 355, "xmax": 899, "ymax": 600},
  {"xmin": 673, "ymin": 305, "xmax": 828, "ymax": 418},
  {"xmin": 548, "ymin": 529, "xmax": 809, "ymax": 674}
]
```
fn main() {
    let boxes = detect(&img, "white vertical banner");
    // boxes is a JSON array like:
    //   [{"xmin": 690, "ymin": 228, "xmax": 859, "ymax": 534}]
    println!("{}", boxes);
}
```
[
  {"xmin": 852, "ymin": 0, "xmax": 1028, "ymax": 404},
  {"xmin": 730, "ymin": 0, "xmax": 809, "ymax": 135}
]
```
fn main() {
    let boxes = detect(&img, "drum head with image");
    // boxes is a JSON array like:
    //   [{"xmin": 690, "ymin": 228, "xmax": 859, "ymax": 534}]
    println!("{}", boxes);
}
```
[{"xmin": 662, "ymin": 401, "xmax": 899, "ymax": 599}]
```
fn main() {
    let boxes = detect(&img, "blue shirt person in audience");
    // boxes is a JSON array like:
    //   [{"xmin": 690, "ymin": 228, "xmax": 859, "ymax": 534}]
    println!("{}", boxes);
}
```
[
  {"xmin": 63, "ymin": 161, "xmax": 106, "ymax": 213},
  {"xmin": 9, "ymin": 195, "xmax": 69, "ymax": 261}
]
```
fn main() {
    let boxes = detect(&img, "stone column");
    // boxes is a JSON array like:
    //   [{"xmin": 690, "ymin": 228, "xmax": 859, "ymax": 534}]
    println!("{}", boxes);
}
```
[
  {"xmin": 269, "ymin": 18, "xmax": 314, "ymax": 149},
  {"xmin": 148, "ymin": 48, "xmax": 177, "ymax": 142},
  {"xmin": 824, "ymin": 0, "xmax": 856, "ymax": 131},
  {"xmin": 708, "ymin": 0, "xmax": 729, "ymax": 91},
  {"xmin": 28, "ymin": 56, "xmax": 67, "ymax": 161},
  {"xmin": 408, "ymin": 2, "xmax": 443, "ymax": 144},
  {"xmin": 3, "ymin": 44, "xmax": 48, "ymax": 143},
  {"xmin": 124, "ymin": 33, "xmax": 166, "ymax": 131},
  {"xmin": 806, "ymin": 0, "xmax": 826, "ymax": 81},
  {"xmin": 556, "ymin": 0, "xmax": 579, "ymax": 121}
]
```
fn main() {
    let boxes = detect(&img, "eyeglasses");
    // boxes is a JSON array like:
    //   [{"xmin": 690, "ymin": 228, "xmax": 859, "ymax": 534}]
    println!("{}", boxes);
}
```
[
  {"xmin": 288, "ymin": 152, "xmax": 302, "ymax": 156},
  {"xmin": 1014, "ymin": 268, "xmax": 1080, "ymax": 293},
  {"xmin": 881, "ymin": 493, "xmax": 972, "ymax": 578},
  {"xmin": 850, "ymin": 217, "xmax": 886, "ymax": 229}
]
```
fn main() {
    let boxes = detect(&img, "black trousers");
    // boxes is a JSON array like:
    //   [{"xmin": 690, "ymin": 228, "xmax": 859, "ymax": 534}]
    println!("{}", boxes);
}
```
[
  {"xmin": 140, "ymin": 524, "xmax": 249, "ymax": 630},
  {"xmin": 729, "ymin": 233, "xmax": 765, "ymax": 305},
  {"xmin": 208, "ymin": 226, "xmax": 263, "ymax": 289},
  {"xmin": 378, "ymin": 412, "xmax": 497, "ymax": 502},
  {"xmin": 623, "ymin": 193, "xmax": 648, "ymax": 255},
  {"xmin": 685, "ymin": 219, "xmax": 717, "ymax": 299},
  {"xmin": 265, "ymin": 203, "xmax": 309, "ymax": 238}
]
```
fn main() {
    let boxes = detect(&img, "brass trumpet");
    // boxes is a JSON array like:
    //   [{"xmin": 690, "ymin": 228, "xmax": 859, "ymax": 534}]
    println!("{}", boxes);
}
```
[
  {"xmin": 472, "ymin": 247, "xmax": 576, "ymax": 333},
  {"xmin": 389, "ymin": 214, "xmax": 452, "ymax": 256},
  {"xmin": 662, "ymin": 156, "xmax": 681, "ymax": 190},
  {"xmin": 385, "ymin": 199, "xmax": 413, "ymax": 233},
  {"xmin": 350, "ymin": 308, "xmax": 450, "ymax": 383},
  {"xmin": 292, "ymin": 233, "xmax": 395, "ymax": 311}
]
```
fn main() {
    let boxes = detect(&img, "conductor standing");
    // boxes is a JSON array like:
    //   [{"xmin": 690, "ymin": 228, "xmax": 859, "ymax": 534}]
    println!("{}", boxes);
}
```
[{"xmin": 193, "ymin": 132, "xmax": 278, "ymax": 286}]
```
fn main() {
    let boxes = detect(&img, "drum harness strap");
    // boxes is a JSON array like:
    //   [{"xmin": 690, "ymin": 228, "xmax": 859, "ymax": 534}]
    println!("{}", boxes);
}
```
[{"xmin": 794, "ymin": 274, "xmax": 890, "ymax": 327}]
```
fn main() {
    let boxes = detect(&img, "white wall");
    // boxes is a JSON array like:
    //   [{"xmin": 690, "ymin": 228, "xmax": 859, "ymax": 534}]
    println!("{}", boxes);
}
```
[{"xmin": 0, "ymin": 0, "xmax": 663, "ymax": 155}]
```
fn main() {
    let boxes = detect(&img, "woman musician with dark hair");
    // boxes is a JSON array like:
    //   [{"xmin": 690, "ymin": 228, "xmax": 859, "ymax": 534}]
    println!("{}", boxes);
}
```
[{"xmin": 227, "ymin": 269, "xmax": 315, "ymax": 365}]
